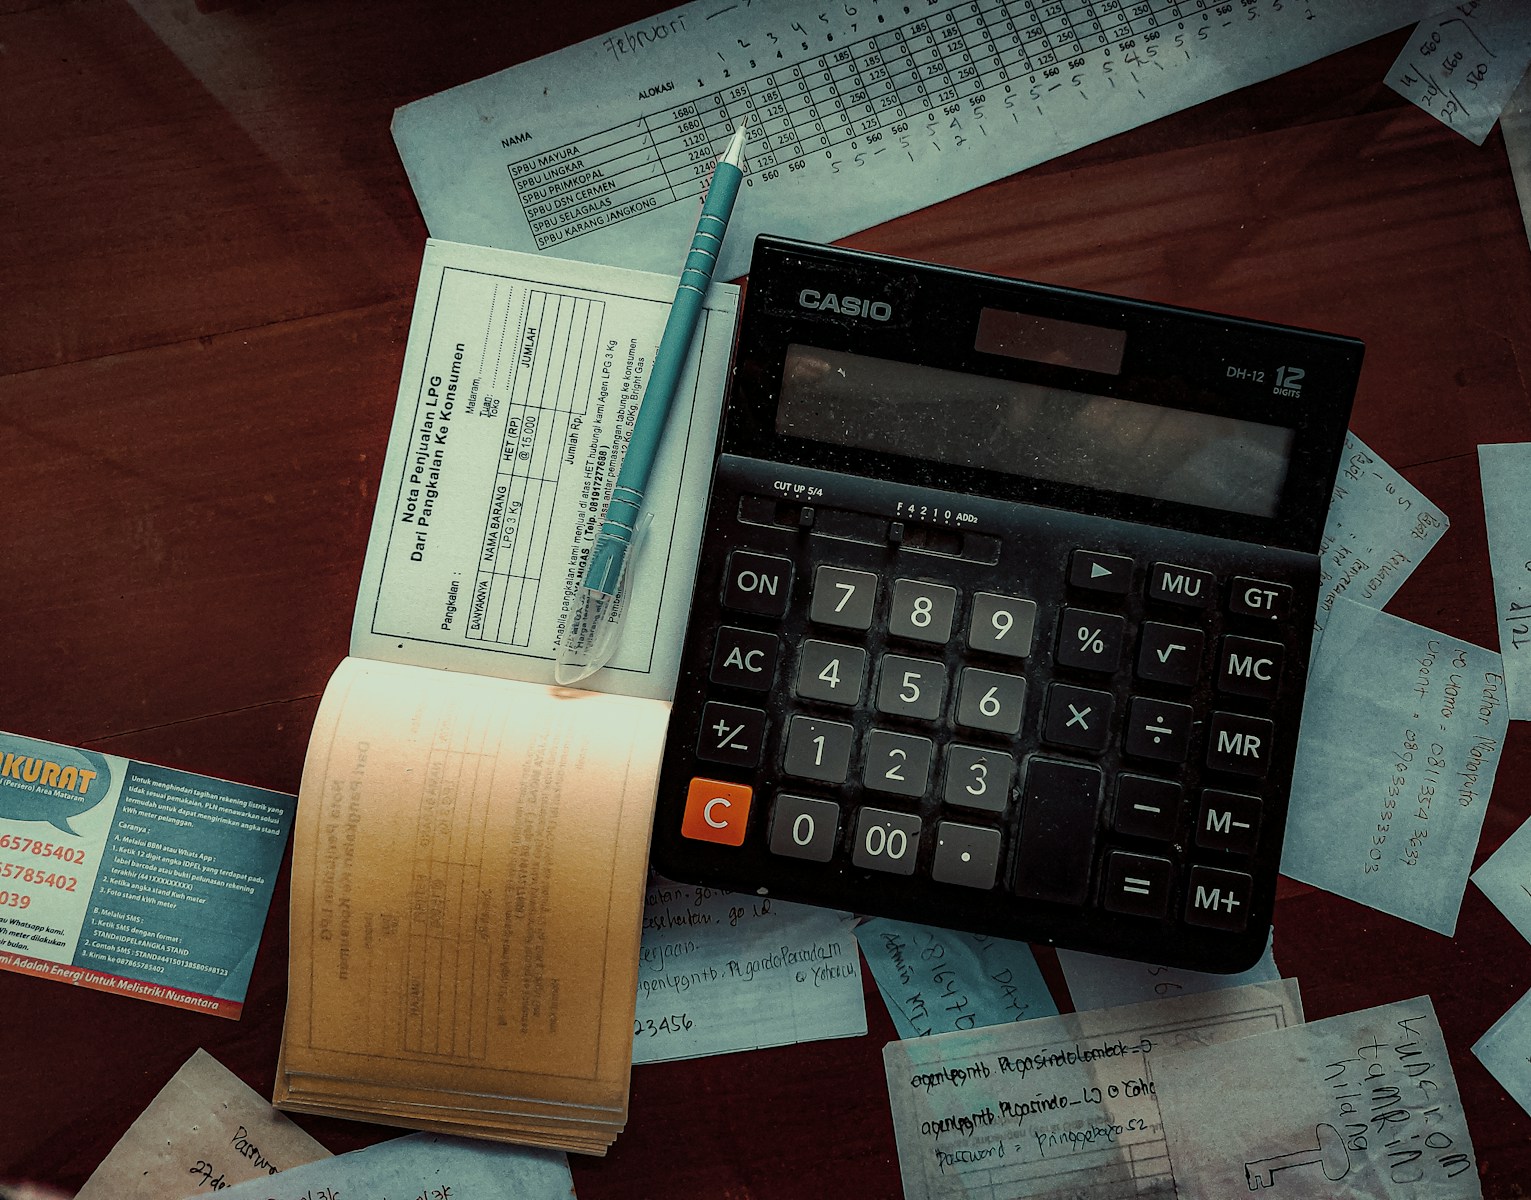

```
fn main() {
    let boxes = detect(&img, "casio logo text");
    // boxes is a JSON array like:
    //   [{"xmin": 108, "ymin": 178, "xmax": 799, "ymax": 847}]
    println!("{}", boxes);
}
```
[{"xmin": 797, "ymin": 289, "xmax": 893, "ymax": 321}]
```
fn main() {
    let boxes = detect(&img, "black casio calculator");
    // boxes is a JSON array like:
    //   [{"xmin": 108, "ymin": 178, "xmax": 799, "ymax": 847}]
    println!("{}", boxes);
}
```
[{"xmin": 652, "ymin": 237, "xmax": 1360, "ymax": 972}]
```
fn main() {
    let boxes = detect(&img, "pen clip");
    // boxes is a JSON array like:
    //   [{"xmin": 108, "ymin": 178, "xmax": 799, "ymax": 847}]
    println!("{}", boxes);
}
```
[{"xmin": 554, "ymin": 513, "xmax": 653, "ymax": 686}]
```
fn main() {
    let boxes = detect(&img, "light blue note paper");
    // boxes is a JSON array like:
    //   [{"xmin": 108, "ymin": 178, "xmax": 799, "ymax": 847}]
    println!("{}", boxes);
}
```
[
  {"xmin": 1388, "ymin": 1, "xmax": 1531, "ymax": 146},
  {"xmin": 1155, "ymin": 996, "xmax": 1481, "ymax": 1199},
  {"xmin": 214, "ymin": 1133, "xmax": 572, "ymax": 1200},
  {"xmin": 1479, "ymin": 442, "xmax": 1531, "ymax": 719},
  {"xmin": 1473, "ymin": 985, "xmax": 1531, "ymax": 1120},
  {"xmin": 1317, "ymin": 432, "xmax": 1449, "ymax": 651},
  {"xmin": 632, "ymin": 876, "xmax": 865, "ymax": 1063},
  {"xmin": 1285, "ymin": 597, "xmax": 1509, "ymax": 935},
  {"xmin": 855, "ymin": 918, "xmax": 1056, "ymax": 1038},
  {"xmin": 1055, "ymin": 933, "xmax": 1278, "ymax": 1013},
  {"xmin": 1472, "ymin": 812, "xmax": 1531, "ymax": 944}
]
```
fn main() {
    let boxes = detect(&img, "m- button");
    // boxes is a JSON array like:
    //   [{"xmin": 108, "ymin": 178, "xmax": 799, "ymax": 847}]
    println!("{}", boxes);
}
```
[{"xmin": 723, "ymin": 550, "xmax": 793, "ymax": 617}]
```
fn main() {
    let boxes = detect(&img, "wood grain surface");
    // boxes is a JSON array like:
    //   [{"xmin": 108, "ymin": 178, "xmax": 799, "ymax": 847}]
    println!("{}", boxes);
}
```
[{"xmin": 2, "ymin": 3, "xmax": 1529, "ymax": 1196}]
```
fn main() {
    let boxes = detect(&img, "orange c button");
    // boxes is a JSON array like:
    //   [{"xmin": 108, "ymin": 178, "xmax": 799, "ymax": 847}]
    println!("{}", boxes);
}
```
[{"xmin": 681, "ymin": 778, "xmax": 753, "ymax": 846}]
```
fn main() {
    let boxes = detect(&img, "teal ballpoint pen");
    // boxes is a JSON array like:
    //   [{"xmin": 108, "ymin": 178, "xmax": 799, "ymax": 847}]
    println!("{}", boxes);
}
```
[{"xmin": 555, "ymin": 121, "xmax": 748, "ymax": 685}]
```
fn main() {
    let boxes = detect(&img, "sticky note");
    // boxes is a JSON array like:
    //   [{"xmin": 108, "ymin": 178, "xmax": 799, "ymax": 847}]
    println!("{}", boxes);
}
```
[
  {"xmin": 1478, "ymin": 442, "xmax": 1531, "ymax": 719},
  {"xmin": 1472, "ymin": 985, "xmax": 1531, "ymax": 1120},
  {"xmin": 1317, "ymin": 432, "xmax": 1449, "ymax": 651},
  {"xmin": 632, "ymin": 876, "xmax": 866, "ymax": 1063},
  {"xmin": 1389, "ymin": 2, "xmax": 1531, "ymax": 146},
  {"xmin": 214, "ymin": 1133, "xmax": 572, "ymax": 1200},
  {"xmin": 1285, "ymin": 598, "xmax": 1508, "ymax": 934},
  {"xmin": 1471, "ymin": 812, "xmax": 1531, "ymax": 943},
  {"xmin": 856, "ymin": 918, "xmax": 1056, "ymax": 1038},
  {"xmin": 1055, "ymin": 933, "xmax": 1278, "ymax": 1013}
]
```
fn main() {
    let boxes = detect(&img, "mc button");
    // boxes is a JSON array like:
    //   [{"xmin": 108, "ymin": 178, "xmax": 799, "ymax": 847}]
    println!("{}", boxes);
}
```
[
  {"xmin": 723, "ymin": 550, "xmax": 793, "ymax": 617},
  {"xmin": 1218, "ymin": 636, "xmax": 1283, "ymax": 701}
]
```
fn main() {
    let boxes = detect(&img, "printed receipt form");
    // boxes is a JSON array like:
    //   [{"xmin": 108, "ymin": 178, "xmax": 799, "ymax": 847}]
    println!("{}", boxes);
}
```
[
  {"xmin": 350, "ymin": 239, "xmax": 738, "ymax": 701},
  {"xmin": 276, "ymin": 240, "xmax": 740, "ymax": 1150},
  {"xmin": 393, "ymin": 0, "xmax": 1436, "ymax": 280}
]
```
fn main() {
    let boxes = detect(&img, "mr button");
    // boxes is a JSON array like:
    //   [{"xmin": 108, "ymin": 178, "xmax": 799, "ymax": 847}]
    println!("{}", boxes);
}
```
[{"xmin": 1206, "ymin": 711, "xmax": 1274, "ymax": 777}]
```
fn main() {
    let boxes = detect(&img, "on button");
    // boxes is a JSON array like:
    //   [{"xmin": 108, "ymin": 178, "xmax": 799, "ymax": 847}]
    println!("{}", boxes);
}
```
[{"xmin": 723, "ymin": 550, "xmax": 793, "ymax": 616}]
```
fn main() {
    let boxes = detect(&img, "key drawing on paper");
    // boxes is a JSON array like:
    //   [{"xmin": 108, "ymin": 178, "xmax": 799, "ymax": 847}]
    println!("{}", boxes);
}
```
[{"xmin": 1243, "ymin": 1122, "xmax": 1352, "ymax": 1190}]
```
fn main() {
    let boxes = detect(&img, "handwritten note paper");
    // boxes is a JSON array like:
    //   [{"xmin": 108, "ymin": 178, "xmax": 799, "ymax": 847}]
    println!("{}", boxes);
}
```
[
  {"xmin": 1156, "ymin": 996, "xmax": 1481, "ymax": 1198},
  {"xmin": 75, "ymin": 1049, "xmax": 329, "ymax": 1199},
  {"xmin": 1317, "ymin": 432, "xmax": 1450, "ymax": 650},
  {"xmin": 1388, "ymin": 2, "xmax": 1531, "ymax": 146},
  {"xmin": 632, "ymin": 877, "xmax": 865, "ymax": 1063},
  {"xmin": 1055, "ymin": 934, "xmax": 1278, "ymax": 1013},
  {"xmin": 882, "ymin": 979, "xmax": 1302, "ymax": 1200},
  {"xmin": 1285, "ymin": 597, "xmax": 1508, "ymax": 934},
  {"xmin": 856, "ymin": 919, "xmax": 1055, "ymax": 1038},
  {"xmin": 1478, "ymin": 443, "xmax": 1531, "ymax": 718},
  {"xmin": 1472, "ymin": 986, "xmax": 1531, "ymax": 1119}
]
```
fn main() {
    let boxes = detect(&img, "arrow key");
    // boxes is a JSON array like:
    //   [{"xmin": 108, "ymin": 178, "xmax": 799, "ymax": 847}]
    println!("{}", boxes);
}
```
[
  {"xmin": 1136, "ymin": 622, "xmax": 1204, "ymax": 687},
  {"xmin": 1069, "ymin": 549, "xmax": 1133, "ymax": 595}
]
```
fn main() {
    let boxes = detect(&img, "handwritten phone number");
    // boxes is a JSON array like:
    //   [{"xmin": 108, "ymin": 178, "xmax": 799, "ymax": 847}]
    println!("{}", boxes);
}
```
[
  {"xmin": 1369, "ymin": 728, "xmax": 1441, "ymax": 873},
  {"xmin": 0, "ymin": 861, "xmax": 78, "ymax": 891},
  {"xmin": 0, "ymin": 835, "xmax": 87, "ymax": 865}
]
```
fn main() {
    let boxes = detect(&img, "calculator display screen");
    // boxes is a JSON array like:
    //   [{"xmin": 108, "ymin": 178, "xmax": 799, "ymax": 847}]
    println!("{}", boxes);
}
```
[{"xmin": 776, "ymin": 343, "xmax": 1295, "ymax": 519}]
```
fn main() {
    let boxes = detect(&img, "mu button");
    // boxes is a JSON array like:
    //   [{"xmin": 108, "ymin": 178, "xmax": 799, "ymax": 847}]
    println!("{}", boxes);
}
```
[{"xmin": 682, "ymin": 778, "xmax": 753, "ymax": 846}]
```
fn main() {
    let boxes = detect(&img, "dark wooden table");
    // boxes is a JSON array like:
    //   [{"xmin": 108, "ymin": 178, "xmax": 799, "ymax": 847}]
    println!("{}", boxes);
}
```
[{"xmin": 3, "ymin": 3, "xmax": 1529, "ymax": 1196}]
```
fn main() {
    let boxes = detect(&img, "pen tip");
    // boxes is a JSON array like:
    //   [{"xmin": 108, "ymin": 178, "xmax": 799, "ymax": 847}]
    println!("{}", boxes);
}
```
[{"xmin": 722, "ymin": 120, "xmax": 748, "ymax": 168}]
